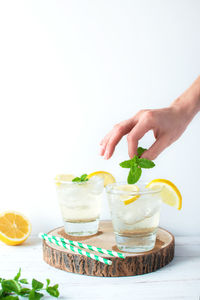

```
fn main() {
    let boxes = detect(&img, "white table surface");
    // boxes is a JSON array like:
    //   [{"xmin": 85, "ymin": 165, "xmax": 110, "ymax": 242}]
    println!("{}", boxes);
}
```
[{"xmin": 0, "ymin": 234, "xmax": 200, "ymax": 300}]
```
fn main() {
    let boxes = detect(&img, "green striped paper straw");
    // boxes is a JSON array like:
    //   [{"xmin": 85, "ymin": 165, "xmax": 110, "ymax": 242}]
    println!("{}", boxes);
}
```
[
  {"xmin": 39, "ymin": 233, "xmax": 112, "ymax": 266},
  {"xmin": 42, "ymin": 232, "xmax": 125, "ymax": 259}
]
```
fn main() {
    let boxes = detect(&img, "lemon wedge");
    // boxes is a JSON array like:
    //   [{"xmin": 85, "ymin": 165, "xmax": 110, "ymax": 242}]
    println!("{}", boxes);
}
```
[
  {"xmin": 55, "ymin": 174, "xmax": 75, "ymax": 186},
  {"xmin": 117, "ymin": 184, "xmax": 140, "ymax": 205},
  {"xmin": 87, "ymin": 171, "xmax": 115, "ymax": 187},
  {"xmin": 146, "ymin": 179, "xmax": 182, "ymax": 210},
  {"xmin": 0, "ymin": 211, "xmax": 31, "ymax": 246}
]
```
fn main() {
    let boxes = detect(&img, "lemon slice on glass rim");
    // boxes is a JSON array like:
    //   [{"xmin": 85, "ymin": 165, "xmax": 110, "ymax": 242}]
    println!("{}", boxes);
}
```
[
  {"xmin": 87, "ymin": 171, "xmax": 116, "ymax": 187},
  {"xmin": 116, "ymin": 184, "xmax": 140, "ymax": 205},
  {"xmin": 55, "ymin": 174, "xmax": 75, "ymax": 186},
  {"xmin": 146, "ymin": 179, "xmax": 182, "ymax": 210}
]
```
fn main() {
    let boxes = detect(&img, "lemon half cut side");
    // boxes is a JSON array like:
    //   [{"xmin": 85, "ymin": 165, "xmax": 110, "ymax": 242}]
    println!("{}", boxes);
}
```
[{"xmin": 0, "ymin": 211, "xmax": 31, "ymax": 246}]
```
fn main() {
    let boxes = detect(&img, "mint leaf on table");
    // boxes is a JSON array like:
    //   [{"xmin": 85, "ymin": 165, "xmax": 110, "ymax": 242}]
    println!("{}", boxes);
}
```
[
  {"xmin": 46, "ymin": 284, "xmax": 59, "ymax": 298},
  {"xmin": 137, "ymin": 158, "xmax": 155, "ymax": 168},
  {"xmin": 29, "ymin": 290, "xmax": 43, "ymax": 300},
  {"xmin": 0, "ymin": 269, "xmax": 60, "ymax": 299},
  {"xmin": 2, "ymin": 296, "xmax": 19, "ymax": 299},
  {"xmin": 72, "ymin": 174, "xmax": 89, "ymax": 182},
  {"xmin": 1, "ymin": 280, "xmax": 21, "ymax": 294},
  {"xmin": 32, "ymin": 279, "xmax": 43, "ymax": 290},
  {"xmin": 120, "ymin": 147, "xmax": 155, "ymax": 184},
  {"xmin": 19, "ymin": 287, "xmax": 31, "ymax": 296},
  {"xmin": 13, "ymin": 269, "xmax": 21, "ymax": 282},
  {"xmin": 19, "ymin": 279, "xmax": 28, "ymax": 284},
  {"xmin": 46, "ymin": 279, "xmax": 50, "ymax": 288}
]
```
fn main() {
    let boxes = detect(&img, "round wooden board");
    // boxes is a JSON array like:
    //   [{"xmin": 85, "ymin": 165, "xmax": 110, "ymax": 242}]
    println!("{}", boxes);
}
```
[{"xmin": 42, "ymin": 220, "xmax": 174, "ymax": 277}]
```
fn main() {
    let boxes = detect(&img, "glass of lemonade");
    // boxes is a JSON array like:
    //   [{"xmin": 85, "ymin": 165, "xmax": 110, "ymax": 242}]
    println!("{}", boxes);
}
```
[
  {"xmin": 55, "ymin": 176, "xmax": 104, "ymax": 236},
  {"xmin": 106, "ymin": 182, "xmax": 162, "ymax": 252}
]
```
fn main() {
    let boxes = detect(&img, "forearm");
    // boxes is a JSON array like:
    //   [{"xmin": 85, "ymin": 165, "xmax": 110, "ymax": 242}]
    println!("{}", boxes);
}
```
[{"xmin": 170, "ymin": 76, "xmax": 200, "ymax": 124}]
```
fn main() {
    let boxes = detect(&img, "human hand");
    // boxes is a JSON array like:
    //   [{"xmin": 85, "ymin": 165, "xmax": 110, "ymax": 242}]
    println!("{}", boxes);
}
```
[{"xmin": 100, "ymin": 106, "xmax": 190, "ymax": 160}]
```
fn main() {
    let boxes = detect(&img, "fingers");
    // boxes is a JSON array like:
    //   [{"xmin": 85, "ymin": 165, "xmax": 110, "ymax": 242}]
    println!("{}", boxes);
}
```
[
  {"xmin": 127, "ymin": 120, "xmax": 152, "ymax": 158},
  {"xmin": 99, "ymin": 133, "xmax": 111, "ymax": 156},
  {"xmin": 104, "ymin": 131, "xmax": 124, "ymax": 159},
  {"xmin": 100, "ymin": 119, "xmax": 136, "ymax": 159},
  {"xmin": 141, "ymin": 135, "xmax": 169, "ymax": 160}
]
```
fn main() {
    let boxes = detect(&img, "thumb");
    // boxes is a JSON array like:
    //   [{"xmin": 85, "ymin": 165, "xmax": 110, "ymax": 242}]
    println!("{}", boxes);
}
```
[{"xmin": 141, "ymin": 136, "xmax": 169, "ymax": 160}]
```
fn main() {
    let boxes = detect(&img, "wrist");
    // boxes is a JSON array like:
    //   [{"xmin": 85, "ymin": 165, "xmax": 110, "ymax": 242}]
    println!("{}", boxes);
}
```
[{"xmin": 170, "ymin": 76, "xmax": 200, "ymax": 122}]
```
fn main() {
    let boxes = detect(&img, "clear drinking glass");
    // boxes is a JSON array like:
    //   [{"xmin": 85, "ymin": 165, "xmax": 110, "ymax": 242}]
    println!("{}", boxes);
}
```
[
  {"xmin": 106, "ymin": 182, "xmax": 162, "ymax": 252},
  {"xmin": 55, "ymin": 176, "xmax": 104, "ymax": 236}
]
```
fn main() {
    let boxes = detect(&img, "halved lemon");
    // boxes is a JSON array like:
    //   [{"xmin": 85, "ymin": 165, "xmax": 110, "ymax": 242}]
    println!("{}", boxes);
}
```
[
  {"xmin": 117, "ymin": 184, "xmax": 140, "ymax": 205},
  {"xmin": 0, "ymin": 211, "xmax": 31, "ymax": 246},
  {"xmin": 146, "ymin": 179, "xmax": 182, "ymax": 210},
  {"xmin": 55, "ymin": 174, "xmax": 75, "ymax": 186},
  {"xmin": 87, "ymin": 171, "xmax": 116, "ymax": 187}
]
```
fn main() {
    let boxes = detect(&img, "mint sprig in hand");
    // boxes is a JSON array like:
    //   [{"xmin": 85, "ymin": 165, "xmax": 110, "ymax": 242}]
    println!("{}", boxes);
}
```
[
  {"xmin": 0, "ymin": 268, "xmax": 59, "ymax": 299},
  {"xmin": 72, "ymin": 174, "xmax": 88, "ymax": 183},
  {"xmin": 119, "ymin": 147, "xmax": 155, "ymax": 184}
]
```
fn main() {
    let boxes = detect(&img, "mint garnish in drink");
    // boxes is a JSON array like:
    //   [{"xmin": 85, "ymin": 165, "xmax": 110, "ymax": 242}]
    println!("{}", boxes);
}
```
[
  {"xmin": 119, "ymin": 147, "xmax": 155, "ymax": 184},
  {"xmin": 0, "ymin": 268, "xmax": 59, "ymax": 298},
  {"xmin": 72, "ymin": 174, "xmax": 89, "ymax": 182}
]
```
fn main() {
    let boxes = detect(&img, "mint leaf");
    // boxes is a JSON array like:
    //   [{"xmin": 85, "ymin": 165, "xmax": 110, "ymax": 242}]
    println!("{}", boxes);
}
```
[
  {"xmin": 46, "ymin": 285, "xmax": 59, "ymax": 297},
  {"xmin": 1, "ymin": 280, "xmax": 21, "ymax": 294},
  {"xmin": 138, "ymin": 158, "xmax": 155, "ymax": 168},
  {"xmin": 137, "ymin": 147, "xmax": 147, "ymax": 157},
  {"xmin": 29, "ymin": 290, "xmax": 44, "ymax": 300},
  {"xmin": 132, "ymin": 155, "xmax": 139, "ymax": 164},
  {"xmin": 19, "ymin": 287, "xmax": 31, "ymax": 296},
  {"xmin": 120, "ymin": 156, "xmax": 138, "ymax": 168},
  {"xmin": 72, "ymin": 177, "xmax": 80, "ymax": 182},
  {"xmin": 32, "ymin": 279, "xmax": 43, "ymax": 290},
  {"xmin": 72, "ymin": 174, "xmax": 88, "ymax": 182},
  {"xmin": 2, "ymin": 296, "xmax": 19, "ymax": 299},
  {"xmin": 128, "ymin": 165, "xmax": 142, "ymax": 184},
  {"xmin": 119, "ymin": 160, "xmax": 132, "ymax": 168},
  {"xmin": 120, "ymin": 146, "xmax": 155, "ymax": 184},
  {"xmin": 0, "ymin": 269, "xmax": 60, "ymax": 299},
  {"xmin": 46, "ymin": 279, "xmax": 50, "ymax": 288},
  {"xmin": 127, "ymin": 169, "xmax": 134, "ymax": 184},
  {"xmin": 19, "ymin": 278, "xmax": 28, "ymax": 284},
  {"xmin": 14, "ymin": 269, "xmax": 21, "ymax": 281},
  {"xmin": 80, "ymin": 174, "xmax": 88, "ymax": 181}
]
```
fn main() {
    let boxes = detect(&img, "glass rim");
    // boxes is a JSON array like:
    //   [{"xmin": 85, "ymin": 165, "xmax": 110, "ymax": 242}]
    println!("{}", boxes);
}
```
[
  {"xmin": 105, "ymin": 181, "xmax": 162, "ymax": 196},
  {"xmin": 54, "ymin": 176, "xmax": 104, "ymax": 185},
  {"xmin": 55, "ymin": 180, "xmax": 89, "ymax": 185}
]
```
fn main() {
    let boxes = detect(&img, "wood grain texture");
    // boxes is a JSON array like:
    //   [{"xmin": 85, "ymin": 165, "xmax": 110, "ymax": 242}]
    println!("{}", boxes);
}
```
[
  {"xmin": 1, "ymin": 234, "xmax": 200, "ymax": 299},
  {"xmin": 43, "ymin": 221, "xmax": 174, "ymax": 277}
]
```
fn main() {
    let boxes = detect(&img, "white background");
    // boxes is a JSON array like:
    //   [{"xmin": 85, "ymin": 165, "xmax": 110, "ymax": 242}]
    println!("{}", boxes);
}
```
[{"xmin": 0, "ymin": 0, "xmax": 199, "ymax": 236}]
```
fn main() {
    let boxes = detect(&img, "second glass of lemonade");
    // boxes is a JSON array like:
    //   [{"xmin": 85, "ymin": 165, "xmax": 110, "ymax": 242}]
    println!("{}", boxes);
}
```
[
  {"xmin": 106, "ymin": 182, "xmax": 162, "ymax": 252},
  {"xmin": 55, "ymin": 176, "xmax": 104, "ymax": 236}
]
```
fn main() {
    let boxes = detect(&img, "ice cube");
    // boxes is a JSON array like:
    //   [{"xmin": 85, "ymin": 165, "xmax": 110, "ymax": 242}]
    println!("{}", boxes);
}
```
[{"xmin": 118, "ymin": 195, "xmax": 161, "ymax": 225}]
